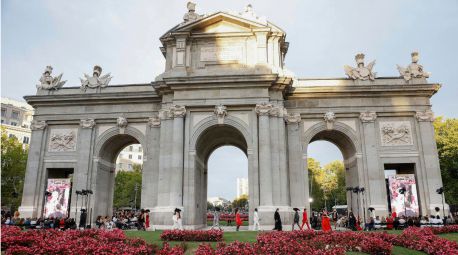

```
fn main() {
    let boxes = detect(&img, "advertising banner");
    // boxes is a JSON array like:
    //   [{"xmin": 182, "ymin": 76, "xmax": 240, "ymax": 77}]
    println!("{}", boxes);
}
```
[
  {"xmin": 388, "ymin": 174, "xmax": 419, "ymax": 217},
  {"xmin": 44, "ymin": 178, "xmax": 71, "ymax": 218}
]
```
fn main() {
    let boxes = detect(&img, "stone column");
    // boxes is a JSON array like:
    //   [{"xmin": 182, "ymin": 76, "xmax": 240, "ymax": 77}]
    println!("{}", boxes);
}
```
[
  {"xmin": 269, "ymin": 106, "xmax": 281, "ymax": 205},
  {"xmin": 359, "ymin": 111, "xmax": 388, "ymax": 216},
  {"xmin": 157, "ymin": 109, "xmax": 173, "ymax": 206},
  {"xmin": 141, "ymin": 116, "xmax": 161, "ymax": 209},
  {"xmin": 286, "ymin": 113, "xmax": 307, "ymax": 209},
  {"xmin": 170, "ymin": 105, "xmax": 186, "ymax": 207},
  {"xmin": 255, "ymin": 103, "xmax": 273, "ymax": 206},
  {"xmin": 278, "ymin": 107, "xmax": 289, "ymax": 205},
  {"xmin": 415, "ymin": 110, "xmax": 446, "ymax": 214},
  {"xmin": 19, "ymin": 120, "xmax": 47, "ymax": 218}
]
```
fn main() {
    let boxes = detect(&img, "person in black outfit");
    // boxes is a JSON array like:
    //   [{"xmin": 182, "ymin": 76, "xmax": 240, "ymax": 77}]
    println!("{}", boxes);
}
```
[
  {"xmin": 273, "ymin": 208, "xmax": 282, "ymax": 231},
  {"xmin": 348, "ymin": 211, "xmax": 357, "ymax": 231},
  {"xmin": 79, "ymin": 209, "xmax": 87, "ymax": 229}
]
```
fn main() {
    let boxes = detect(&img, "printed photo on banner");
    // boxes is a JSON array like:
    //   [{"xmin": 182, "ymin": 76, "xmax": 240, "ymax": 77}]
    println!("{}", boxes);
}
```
[
  {"xmin": 388, "ymin": 174, "xmax": 419, "ymax": 217},
  {"xmin": 44, "ymin": 178, "xmax": 71, "ymax": 218}
]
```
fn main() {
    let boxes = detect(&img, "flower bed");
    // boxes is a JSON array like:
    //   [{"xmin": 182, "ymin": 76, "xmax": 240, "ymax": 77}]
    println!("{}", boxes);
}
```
[
  {"xmin": 1, "ymin": 226, "xmax": 157, "ymax": 255},
  {"xmin": 390, "ymin": 227, "xmax": 458, "ymax": 255},
  {"xmin": 160, "ymin": 229, "xmax": 223, "ymax": 242}
]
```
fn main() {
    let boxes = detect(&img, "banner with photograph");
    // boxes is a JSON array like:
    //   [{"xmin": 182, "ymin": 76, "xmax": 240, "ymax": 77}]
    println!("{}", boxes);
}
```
[
  {"xmin": 388, "ymin": 174, "xmax": 419, "ymax": 217},
  {"xmin": 44, "ymin": 178, "xmax": 71, "ymax": 218}
]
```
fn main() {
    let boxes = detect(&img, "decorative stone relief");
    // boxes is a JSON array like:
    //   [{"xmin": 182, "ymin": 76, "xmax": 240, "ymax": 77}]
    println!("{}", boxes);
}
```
[
  {"xmin": 285, "ymin": 113, "xmax": 301, "ymax": 124},
  {"xmin": 80, "ymin": 65, "xmax": 112, "ymax": 91},
  {"xmin": 255, "ymin": 102, "xmax": 273, "ymax": 116},
  {"xmin": 269, "ymin": 106, "xmax": 280, "ymax": 117},
  {"xmin": 360, "ymin": 111, "xmax": 377, "ymax": 123},
  {"xmin": 48, "ymin": 129, "xmax": 77, "ymax": 152},
  {"xmin": 171, "ymin": 105, "xmax": 186, "ymax": 118},
  {"xmin": 380, "ymin": 121, "xmax": 413, "ymax": 146},
  {"xmin": 344, "ymin": 53, "xmax": 376, "ymax": 81},
  {"xmin": 36, "ymin": 66, "xmax": 66, "ymax": 90},
  {"xmin": 214, "ymin": 104, "xmax": 227, "ymax": 124},
  {"xmin": 30, "ymin": 120, "xmax": 47, "ymax": 130},
  {"xmin": 159, "ymin": 109, "xmax": 173, "ymax": 120},
  {"xmin": 415, "ymin": 110, "xmax": 434, "ymax": 122},
  {"xmin": 80, "ymin": 118, "xmax": 96, "ymax": 129},
  {"xmin": 324, "ymin": 111, "xmax": 336, "ymax": 130},
  {"xmin": 397, "ymin": 52, "xmax": 430, "ymax": 81},
  {"xmin": 148, "ymin": 115, "xmax": 161, "ymax": 127},
  {"xmin": 117, "ymin": 117, "xmax": 128, "ymax": 128}
]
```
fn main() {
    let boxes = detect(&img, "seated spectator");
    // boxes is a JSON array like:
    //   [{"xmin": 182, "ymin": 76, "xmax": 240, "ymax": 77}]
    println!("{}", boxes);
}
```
[
  {"xmin": 420, "ymin": 216, "xmax": 429, "ymax": 227},
  {"xmin": 374, "ymin": 216, "xmax": 381, "ymax": 230}
]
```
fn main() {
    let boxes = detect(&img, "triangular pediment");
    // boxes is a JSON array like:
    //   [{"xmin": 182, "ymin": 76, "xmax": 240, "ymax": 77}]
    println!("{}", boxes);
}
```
[{"xmin": 162, "ymin": 12, "xmax": 284, "ymax": 38}]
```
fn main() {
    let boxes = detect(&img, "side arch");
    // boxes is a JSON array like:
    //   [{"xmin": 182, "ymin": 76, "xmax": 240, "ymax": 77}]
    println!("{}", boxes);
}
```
[{"xmin": 94, "ymin": 126, "xmax": 148, "ymax": 160}]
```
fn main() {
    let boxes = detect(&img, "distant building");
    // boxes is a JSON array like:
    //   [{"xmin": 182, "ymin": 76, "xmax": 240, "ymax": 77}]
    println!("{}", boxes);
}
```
[
  {"xmin": 237, "ymin": 177, "xmax": 248, "ymax": 198},
  {"xmin": 1, "ymin": 98, "xmax": 34, "ymax": 147},
  {"xmin": 115, "ymin": 144, "xmax": 144, "ymax": 173},
  {"xmin": 208, "ymin": 197, "xmax": 231, "ymax": 208}
]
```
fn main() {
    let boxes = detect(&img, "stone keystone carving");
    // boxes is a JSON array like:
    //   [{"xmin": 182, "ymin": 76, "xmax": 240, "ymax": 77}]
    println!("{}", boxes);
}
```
[
  {"xmin": 324, "ymin": 111, "xmax": 336, "ymax": 130},
  {"xmin": 285, "ymin": 113, "xmax": 301, "ymax": 124},
  {"xmin": 80, "ymin": 65, "xmax": 113, "ymax": 91},
  {"xmin": 255, "ymin": 102, "xmax": 273, "ymax": 116},
  {"xmin": 344, "ymin": 53, "xmax": 376, "ymax": 81},
  {"xmin": 148, "ymin": 115, "xmax": 161, "ymax": 127},
  {"xmin": 80, "ymin": 118, "xmax": 96, "ymax": 129},
  {"xmin": 397, "ymin": 52, "xmax": 430, "ymax": 81},
  {"xmin": 214, "ymin": 104, "xmax": 227, "ymax": 124},
  {"xmin": 30, "ymin": 120, "xmax": 47, "ymax": 130},
  {"xmin": 117, "ymin": 117, "xmax": 128, "ymax": 128},
  {"xmin": 416, "ymin": 110, "xmax": 434, "ymax": 122},
  {"xmin": 360, "ymin": 111, "xmax": 377, "ymax": 123},
  {"xmin": 37, "ymin": 66, "xmax": 67, "ymax": 90},
  {"xmin": 182, "ymin": 1, "xmax": 203, "ymax": 24},
  {"xmin": 171, "ymin": 105, "xmax": 186, "ymax": 118}
]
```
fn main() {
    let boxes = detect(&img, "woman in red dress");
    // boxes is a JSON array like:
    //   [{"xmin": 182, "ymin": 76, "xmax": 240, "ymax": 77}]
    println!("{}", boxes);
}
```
[
  {"xmin": 386, "ymin": 215, "xmax": 394, "ymax": 230},
  {"xmin": 301, "ymin": 208, "xmax": 311, "ymax": 230},
  {"xmin": 145, "ymin": 209, "xmax": 150, "ymax": 230},
  {"xmin": 321, "ymin": 212, "xmax": 332, "ymax": 232},
  {"xmin": 235, "ymin": 208, "xmax": 242, "ymax": 231}
]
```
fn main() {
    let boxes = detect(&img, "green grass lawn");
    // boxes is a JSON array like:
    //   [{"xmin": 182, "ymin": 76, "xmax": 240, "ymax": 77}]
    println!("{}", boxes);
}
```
[{"xmin": 125, "ymin": 230, "xmax": 458, "ymax": 255}]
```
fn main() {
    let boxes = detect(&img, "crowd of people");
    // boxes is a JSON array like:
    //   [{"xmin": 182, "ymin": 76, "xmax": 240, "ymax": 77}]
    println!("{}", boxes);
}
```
[{"xmin": 1, "ymin": 210, "xmax": 78, "ymax": 230}]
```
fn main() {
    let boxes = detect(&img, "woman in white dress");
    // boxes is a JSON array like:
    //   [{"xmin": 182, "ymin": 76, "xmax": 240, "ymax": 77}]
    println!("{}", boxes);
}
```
[{"xmin": 172, "ymin": 208, "xmax": 183, "ymax": 230}]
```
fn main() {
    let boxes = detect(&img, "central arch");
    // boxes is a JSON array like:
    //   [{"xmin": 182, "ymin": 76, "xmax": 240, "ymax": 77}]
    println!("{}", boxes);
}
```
[{"xmin": 187, "ymin": 114, "xmax": 255, "ymax": 228}]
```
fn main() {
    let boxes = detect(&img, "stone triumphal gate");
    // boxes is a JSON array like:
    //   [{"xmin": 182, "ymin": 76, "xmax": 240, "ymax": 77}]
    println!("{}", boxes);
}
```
[{"xmin": 20, "ymin": 4, "xmax": 446, "ymax": 229}]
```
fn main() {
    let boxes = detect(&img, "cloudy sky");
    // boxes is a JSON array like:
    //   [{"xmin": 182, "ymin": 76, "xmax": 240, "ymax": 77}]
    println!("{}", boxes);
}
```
[{"xmin": 2, "ymin": 0, "xmax": 457, "ymax": 200}]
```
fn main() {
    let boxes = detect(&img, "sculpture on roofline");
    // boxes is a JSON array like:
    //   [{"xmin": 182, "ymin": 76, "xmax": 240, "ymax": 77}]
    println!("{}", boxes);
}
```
[
  {"xmin": 344, "ymin": 53, "xmax": 376, "ymax": 81},
  {"xmin": 183, "ymin": 1, "xmax": 203, "ymax": 24},
  {"xmin": 37, "ymin": 66, "xmax": 67, "ymax": 90},
  {"xmin": 80, "ymin": 65, "xmax": 112, "ymax": 91},
  {"xmin": 397, "ymin": 51, "xmax": 430, "ymax": 81}
]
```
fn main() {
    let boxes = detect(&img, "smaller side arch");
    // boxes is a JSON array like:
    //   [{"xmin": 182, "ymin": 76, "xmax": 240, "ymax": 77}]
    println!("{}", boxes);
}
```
[{"xmin": 94, "ymin": 126, "xmax": 148, "ymax": 159}]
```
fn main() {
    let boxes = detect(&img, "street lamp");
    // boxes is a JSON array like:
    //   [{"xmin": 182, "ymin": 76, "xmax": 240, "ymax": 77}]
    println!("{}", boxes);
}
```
[{"xmin": 436, "ymin": 187, "xmax": 445, "ymax": 219}]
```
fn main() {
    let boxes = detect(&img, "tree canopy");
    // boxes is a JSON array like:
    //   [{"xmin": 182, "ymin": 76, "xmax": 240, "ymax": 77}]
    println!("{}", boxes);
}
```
[{"xmin": 113, "ymin": 164, "xmax": 142, "ymax": 209}]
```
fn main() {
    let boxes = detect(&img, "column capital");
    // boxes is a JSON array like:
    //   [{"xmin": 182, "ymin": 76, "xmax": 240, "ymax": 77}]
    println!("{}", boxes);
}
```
[
  {"xmin": 170, "ymin": 104, "xmax": 186, "ymax": 118},
  {"xmin": 415, "ymin": 110, "xmax": 434, "ymax": 122},
  {"xmin": 80, "ymin": 118, "xmax": 96, "ymax": 129},
  {"xmin": 359, "ymin": 111, "xmax": 377, "ymax": 123},
  {"xmin": 255, "ymin": 102, "xmax": 273, "ymax": 116},
  {"xmin": 285, "ymin": 113, "xmax": 301, "ymax": 124},
  {"xmin": 30, "ymin": 120, "xmax": 47, "ymax": 130},
  {"xmin": 159, "ymin": 109, "xmax": 173, "ymax": 120},
  {"xmin": 148, "ymin": 116, "xmax": 161, "ymax": 128}
]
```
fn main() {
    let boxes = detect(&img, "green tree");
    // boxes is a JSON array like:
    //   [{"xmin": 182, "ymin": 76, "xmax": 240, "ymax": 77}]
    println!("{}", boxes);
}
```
[
  {"xmin": 113, "ymin": 165, "xmax": 142, "ymax": 209},
  {"xmin": 232, "ymin": 194, "xmax": 248, "ymax": 210},
  {"xmin": 1, "ymin": 128, "xmax": 28, "ymax": 212},
  {"xmin": 308, "ymin": 158, "xmax": 325, "ymax": 210},
  {"xmin": 433, "ymin": 117, "xmax": 458, "ymax": 205},
  {"xmin": 323, "ymin": 160, "xmax": 346, "ymax": 207}
]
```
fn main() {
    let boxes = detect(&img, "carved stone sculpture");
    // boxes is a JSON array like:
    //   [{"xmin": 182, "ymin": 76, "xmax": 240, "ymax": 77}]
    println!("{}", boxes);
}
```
[
  {"xmin": 80, "ymin": 118, "xmax": 96, "ymax": 129},
  {"xmin": 183, "ymin": 1, "xmax": 203, "ymax": 24},
  {"xmin": 416, "ymin": 110, "xmax": 434, "ymax": 122},
  {"xmin": 397, "ymin": 52, "xmax": 430, "ymax": 81},
  {"xmin": 360, "ymin": 111, "xmax": 377, "ymax": 123},
  {"xmin": 324, "ymin": 111, "xmax": 336, "ymax": 130},
  {"xmin": 159, "ymin": 109, "xmax": 173, "ymax": 120},
  {"xmin": 380, "ymin": 122, "xmax": 413, "ymax": 146},
  {"xmin": 31, "ymin": 120, "xmax": 47, "ymax": 130},
  {"xmin": 80, "ymin": 65, "xmax": 112, "ymax": 91},
  {"xmin": 214, "ymin": 104, "xmax": 227, "ymax": 124},
  {"xmin": 37, "ymin": 66, "xmax": 66, "ymax": 90},
  {"xmin": 48, "ymin": 129, "xmax": 77, "ymax": 152},
  {"xmin": 255, "ymin": 102, "xmax": 273, "ymax": 116},
  {"xmin": 148, "ymin": 115, "xmax": 161, "ymax": 127},
  {"xmin": 117, "ymin": 117, "xmax": 128, "ymax": 128},
  {"xmin": 171, "ymin": 105, "xmax": 186, "ymax": 118},
  {"xmin": 285, "ymin": 113, "xmax": 301, "ymax": 124},
  {"xmin": 344, "ymin": 53, "xmax": 376, "ymax": 81}
]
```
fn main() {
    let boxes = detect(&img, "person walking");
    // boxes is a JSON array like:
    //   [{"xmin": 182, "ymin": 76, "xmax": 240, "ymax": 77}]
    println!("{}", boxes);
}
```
[
  {"xmin": 212, "ymin": 207, "xmax": 222, "ymax": 230},
  {"xmin": 253, "ymin": 208, "xmax": 261, "ymax": 231},
  {"xmin": 145, "ymin": 209, "xmax": 151, "ymax": 230},
  {"xmin": 79, "ymin": 209, "xmax": 87, "ymax": 229},
  {"xmin": 301, "ymin": 208, "xmax": 311, "ymax": 230},
  {"xmin": 292, "ymin": 208, "xmax": 301, "ymax": 230},
  {"xmin": 235, "ymin": 208, "xmax": 242, "ymax": 231},
  {"xmin": 273, "ymin": 208, "xmax": 282, "ymax": 231},
  {"xmin": 321, "ymin": 212, "xmax": 332, "ymax": 232}
]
